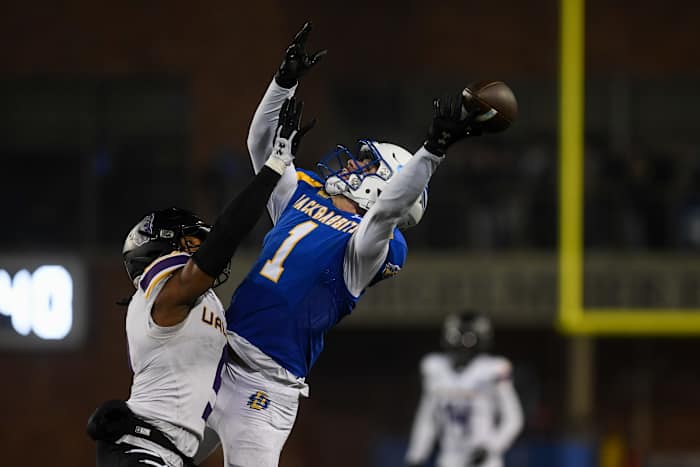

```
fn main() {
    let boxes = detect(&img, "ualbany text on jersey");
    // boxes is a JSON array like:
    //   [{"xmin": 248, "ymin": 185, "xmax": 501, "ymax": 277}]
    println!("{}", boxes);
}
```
[{"xmin": 201, "ymin": 307, "xmax": 226, "ymax": 336}]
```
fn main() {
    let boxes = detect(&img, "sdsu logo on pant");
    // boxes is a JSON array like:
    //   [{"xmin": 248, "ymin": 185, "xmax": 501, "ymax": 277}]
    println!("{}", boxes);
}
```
[{"xmin": 247, "ymin": 391, "xmax": 270, "ymax": 410}]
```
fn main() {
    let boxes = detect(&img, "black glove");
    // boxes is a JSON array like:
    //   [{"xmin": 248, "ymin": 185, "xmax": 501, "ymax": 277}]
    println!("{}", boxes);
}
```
[
  {"xmin": 276, "ymin": 96, "xmax": 316, "ymax": 155},
  {"xmin": 424, "ymin": 94, "xmax": 482, "ymax": 156},
  {"xmin": 266, "ymin": 97, "xmax": 315, "ymax": 174},
  {"xmin": 469, "ymin": 445, "xmax": 489, "ymax": 466},
  {"xmin": 274, "ymin": 21, "xmax": 328, "ymax": 88}
]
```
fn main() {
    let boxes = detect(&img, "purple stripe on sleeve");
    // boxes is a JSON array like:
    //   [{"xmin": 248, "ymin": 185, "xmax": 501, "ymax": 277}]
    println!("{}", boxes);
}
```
[
  {"xmin": 126, "ymin": 341, "xmax": 133, "ymax": 373},
  {"xmin": 201, "ymin": 345, "xmax": 229, "ymax": 421},
  {"xmin": 202, "ymin": 403, "xmax": 213, "ymax": 421},
  {"xmin": 139, "ymin": 254, "xmax": 189, "ymax": 292},
  {"xmin": 213, "ymin": 345, "xmax": 229, "ymax": 394}
]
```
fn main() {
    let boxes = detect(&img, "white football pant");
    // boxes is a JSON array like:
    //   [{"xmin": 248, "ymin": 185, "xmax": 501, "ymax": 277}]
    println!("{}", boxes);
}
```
[{"xmin": 206, "ymin": 362, "xmax": 299, "ymax": 467}]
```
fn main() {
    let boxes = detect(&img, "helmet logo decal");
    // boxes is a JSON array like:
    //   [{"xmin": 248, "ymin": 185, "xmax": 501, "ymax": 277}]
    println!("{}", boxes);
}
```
[
  {"xmin": 126, "ymin": 227, "xmax": 148, "ymax": 247},
  {"xmin": 347, "ymin": 174, "xmax": 362, "ymax": 189},
  {"xmin": 142, "ymin": 213, "xmax": 154, "ymax": 235}
]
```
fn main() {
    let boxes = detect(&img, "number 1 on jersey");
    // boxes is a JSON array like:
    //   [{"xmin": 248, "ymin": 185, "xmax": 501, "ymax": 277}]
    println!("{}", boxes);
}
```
[{"xmin": 260, "ymin": 221, "xmax": 318, "ymax": 283}]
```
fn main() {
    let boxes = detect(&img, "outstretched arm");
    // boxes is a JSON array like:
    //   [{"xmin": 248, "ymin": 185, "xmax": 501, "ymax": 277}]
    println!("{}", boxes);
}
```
[
  {"xmin": 247, "ymin": 22, "xmax": 326, "ymax": 223},
  {"xmin": 405, "ymin": 391, "xmax": 439, "ymax": 467},
  {"xmin": 247, "ymin": 80, "xmax": 298, "ymax": 224},
  {"xmin": 344, "ymin": 94, "xmax": 480, "ymax": 296},
  {"xmin": 152, "ymin": 98, "xmax": 310, "ymax": 326},
  {"xmin": 247, "ymin": 80, "xmax": 298, "ymax": 174},
  {"xmin": 487, "ymin": 378, "xmax": 524, "ymax": 454},
  {"xmin": 343, "ymin": 146, "xmax": 442, "ymax": 296},
  {"xmin": 405, "ymin": 360, "xmax": 441, "ymax": 467},
  {"xmin": 151, "ymin": 167, "xmax": 284, "ymax": 326}
]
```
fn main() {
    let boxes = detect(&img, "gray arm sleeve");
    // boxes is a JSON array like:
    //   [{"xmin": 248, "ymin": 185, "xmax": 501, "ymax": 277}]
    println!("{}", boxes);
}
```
[
  {"xmin": 343, "ymin": 146, "xmax": 443, "ymax": 296},
  {"xmin": 246, "ymin": 78, "xmax": 299, "ymax": 224}
]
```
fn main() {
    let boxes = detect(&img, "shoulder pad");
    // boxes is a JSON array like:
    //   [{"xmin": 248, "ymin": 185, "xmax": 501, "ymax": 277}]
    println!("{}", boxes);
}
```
[
  {"xmin": 296, "ymin": 169, "xmax": 324, "ymax": 188},
  {"xmin": 479, "ymin": 355, "xmax": 513, "ymax": 382},
  {"xmin": 139, "ymin": 252, "xmax": 189, "ymax": 298},
  {"xmin": 420, "ymin": 353, "xmax": 450, "ymax": 376}
]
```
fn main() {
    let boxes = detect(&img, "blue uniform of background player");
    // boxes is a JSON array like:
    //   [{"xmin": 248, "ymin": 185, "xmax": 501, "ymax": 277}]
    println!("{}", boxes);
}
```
[{"xmin": 203, "ymin": 22, "xmax": 486, "ymax": 467}]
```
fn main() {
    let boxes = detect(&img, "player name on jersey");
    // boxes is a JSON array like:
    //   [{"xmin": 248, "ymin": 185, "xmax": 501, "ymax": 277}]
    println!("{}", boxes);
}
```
[{"xmin": 291, "ymin": 194, "xmax": 360, "ymax": 234}]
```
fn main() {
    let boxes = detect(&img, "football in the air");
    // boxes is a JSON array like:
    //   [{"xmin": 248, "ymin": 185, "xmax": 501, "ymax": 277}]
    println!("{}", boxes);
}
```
[{"xmin": 462, "ymin": 80, "xmax": 518, "ymax": 133}]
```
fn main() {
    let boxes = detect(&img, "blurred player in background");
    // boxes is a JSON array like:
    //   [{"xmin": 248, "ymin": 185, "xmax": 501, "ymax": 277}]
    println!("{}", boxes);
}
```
[
  {"xmin": 405, "ymin": 311, "xmax": 524, "ymax": 467},
  {"xmin": 85, "ymin": 100, "xmax": 309, "ymax": 467},
  {"xmin": 205, "ymin": 22, "xmax": 487, "ymax": 467}
]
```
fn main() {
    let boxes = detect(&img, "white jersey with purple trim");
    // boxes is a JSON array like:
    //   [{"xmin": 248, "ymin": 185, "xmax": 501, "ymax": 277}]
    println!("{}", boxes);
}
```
[
  {"xmin": 406, "ymin": 353, "xmax": 523, "ymax": 467},
  {"xmin": 124, "ymin": 251, "xmax": 229, "ymax": 460}
]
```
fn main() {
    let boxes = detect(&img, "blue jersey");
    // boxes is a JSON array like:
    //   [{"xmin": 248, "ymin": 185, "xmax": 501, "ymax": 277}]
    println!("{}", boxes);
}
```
[{"xmin": 226, "ymin": 169, "xmax": 407, "ymax": 378}]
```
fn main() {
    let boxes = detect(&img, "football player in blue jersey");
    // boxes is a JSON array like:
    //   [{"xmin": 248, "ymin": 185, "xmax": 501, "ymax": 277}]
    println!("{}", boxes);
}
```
[{"xmin": 204, "ymin": 22, "xmax": 487, "ymax": 467}]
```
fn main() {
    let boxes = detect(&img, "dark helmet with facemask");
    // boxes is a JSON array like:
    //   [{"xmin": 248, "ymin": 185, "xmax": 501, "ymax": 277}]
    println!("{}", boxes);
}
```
[
  {"xmin": 441, "ymin": 310, "xmax": 494, "ymax": 354},
  {"xmin": 122, "ymin": 207, "xmax": 211, "ymax": 285}
]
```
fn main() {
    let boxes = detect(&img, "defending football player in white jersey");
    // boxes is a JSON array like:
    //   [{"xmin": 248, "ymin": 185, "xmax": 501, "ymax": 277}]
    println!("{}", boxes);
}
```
[
  {"xmin": 86, "ymin": 100, "xmax": 309, "ymax": 467},
  {"xmin": 203, "ymin": 22, "xmax": 490, "ymax": 467},
  {"xmin": 405, "ymin": 312, "xmax": 524, "ymax": 467}
]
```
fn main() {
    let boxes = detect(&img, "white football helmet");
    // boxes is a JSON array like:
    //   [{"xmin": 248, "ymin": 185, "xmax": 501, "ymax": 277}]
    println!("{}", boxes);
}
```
[{"xmin": 317, "ymin": 139, "xmax": 428, "ymax": 229}]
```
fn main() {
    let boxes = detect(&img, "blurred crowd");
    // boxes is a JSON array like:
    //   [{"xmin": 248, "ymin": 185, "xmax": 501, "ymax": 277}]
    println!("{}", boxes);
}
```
[
  {"xmin": 3, "ymin": 79, "xmax": 700, "ymax": 253},
  {"xmin": 6, "ymin": 135, "xmax": 700, "ymax": 252}
]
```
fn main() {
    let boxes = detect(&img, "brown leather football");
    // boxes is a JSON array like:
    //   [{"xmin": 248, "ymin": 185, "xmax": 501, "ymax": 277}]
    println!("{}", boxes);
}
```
[{"xmin": 462, "ymin": 80, "xmax": 518, "ymax": 133}]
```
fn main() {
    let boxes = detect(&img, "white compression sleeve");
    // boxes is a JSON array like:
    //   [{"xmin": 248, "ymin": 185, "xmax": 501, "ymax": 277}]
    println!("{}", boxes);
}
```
[
  {"xmin": 486, "ymin": 379, "xmax": 524, "ymax": 454},
  {"xmin": 343, "ymin": 146, "xmax": 443, "ymax": 296},
  {"xmin": 405, "ymin": 391, "xmax": 439, "ymax": 465},
  {"xmin": 246, "ymin": 78, "xmax": 299, "ymax": 224}
]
